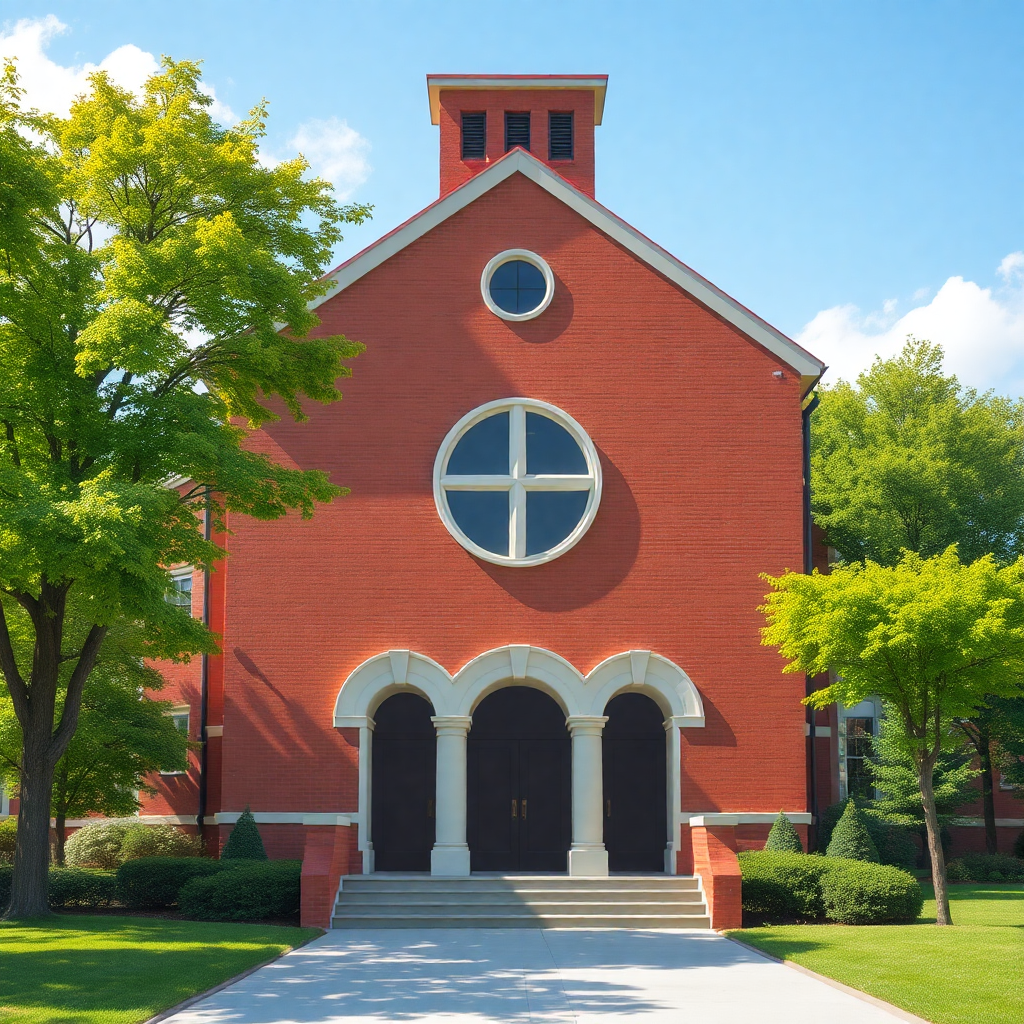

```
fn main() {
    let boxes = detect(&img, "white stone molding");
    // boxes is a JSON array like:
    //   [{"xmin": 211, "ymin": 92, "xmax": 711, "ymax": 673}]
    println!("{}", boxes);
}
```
[
  {"xmin": 332, "ymin": 644, "xmax": 707, "ymax": 875},
  {"xmin": 430, "ymin": 716, "xmax": 474, "ymax": 876},
  {"xmin": 480, "ymin": 249, "xmax": 555, "ymax": 322},
  {"xmin": 685, "ymin": 812, "xmax": 813, "ymax": 825},
  {"xmin": 566, "ymin": 716, "xmax": 610, "ymax": 876}
]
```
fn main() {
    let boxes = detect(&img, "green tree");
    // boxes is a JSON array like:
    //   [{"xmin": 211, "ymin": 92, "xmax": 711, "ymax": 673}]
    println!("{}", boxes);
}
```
[
  {"xmin": 0, "ymin": 613, "xmax": 191, "ymax": 864},
  {"xmin": 221, "ymin": 807, "xmax": 267, "ymax": 860},
  {"xmin": 825, "ymin": 799, "xmax": 879, "ymax": 861},
  {"xmin": 764, "ymin": 811, "xmax": 803, "ymax": 852},
  {"xmin": 0, "ymin": 59, "xmax": 370, "ymax": 916},
  {"xmin": 955, "ymin": 696, "xmax": 1024, "ymax": 852},
  {"xmin": 811, "ymin": 339, "xmax": 1024, "ymax": 566},
  {"xmin": 761, "ymin": 547, "xmax": 1024, "ymax": 925}
]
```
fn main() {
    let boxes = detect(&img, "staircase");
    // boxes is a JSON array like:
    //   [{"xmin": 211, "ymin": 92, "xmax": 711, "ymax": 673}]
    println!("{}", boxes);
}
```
[{"xmin": 331, "ymin": 874, "xmax": 711, "ymax": 929}]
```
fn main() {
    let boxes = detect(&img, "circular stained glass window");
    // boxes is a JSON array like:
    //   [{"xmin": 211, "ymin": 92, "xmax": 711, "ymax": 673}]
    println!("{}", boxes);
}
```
[
  {"xmin": 480, "ymin": 250, "xmax": 555, "ymax": 321},
  {"xmin": 433, "ymin": 399, "xmax": 602, "ymax": 567}
]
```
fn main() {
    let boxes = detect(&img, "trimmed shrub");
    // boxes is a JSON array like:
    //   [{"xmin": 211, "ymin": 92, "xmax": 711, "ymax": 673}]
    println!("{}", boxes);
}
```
[
  {"xmin": 1014, "ymin": 829, "xmax": 1024, "ymax": 860},
  {"xmin": 64, "ymin": 819, "xmax": 141, "ymax": 869},
  {"xmin": 0, "ymin": 817, "xmax": 16, "ymax": 863},
  {"xmin": 820, "ymin": 861, "xmax": 924, "ymax": 924},
  {"xmin": 221, "ymin": 808, "xmax": 268, "ymax": 861},
  {"xmin": 826, "ymin": 801, "xmax": 879, "ymax": 862},
  {"xmin": 737, "ymin": 851, "xmax": 833, "ymax": 919},
  {"xmin": 178, "ymin": 860, "xmax": 300, "ymax": 921},
  {"xmin": 49, "ymin": 868, "xmax": 120, "ymax": 908},
  {"xmin": 116, "ymin": 856, "xmax": 231, "ymax": 909},
  {"xmin": 120, "ymin": 825, "xmax": 203, "ymax": 862},
  {"xmin": 867, "ymin": 818, "xmax": 919, "ymax": 870},
  {"xmin": 764, "ymin": 812, "xmax": 803, "ymax": 853},
  {"xmin": 946, "ymin": 853, "xmax": 1024, "ymax": 883}
]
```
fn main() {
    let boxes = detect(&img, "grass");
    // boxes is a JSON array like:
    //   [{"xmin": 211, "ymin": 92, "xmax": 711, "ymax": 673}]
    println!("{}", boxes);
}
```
[
  {"xmin": 729, "ymin": 884, "xmax": 1023, "ymax": 1024},
  {"xmin": 0, "ymin": 914, "xmax": 321, "ymax": 1024}
]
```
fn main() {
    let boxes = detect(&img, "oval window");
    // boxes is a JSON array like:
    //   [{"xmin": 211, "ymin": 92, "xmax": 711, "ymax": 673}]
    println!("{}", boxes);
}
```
[
  {"xmin": 480, "ymin": 250, "xmax": 554, "ymax": 321},
  {"xmin": 433, "ymin": 399, "xmax": 601, "ymax": 566}
]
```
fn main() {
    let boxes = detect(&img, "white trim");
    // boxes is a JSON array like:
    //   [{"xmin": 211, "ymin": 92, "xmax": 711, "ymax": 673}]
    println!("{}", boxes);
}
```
[
  {"xmin": 205, "ymin": 725, "xmax": 223, "ymax": 738},
  {"xmin": 214, "ymin": 812, "xmax": 353, "ymax": 826},
  {"xmin": 952, "ymin": 817, "xmax": 1024, "ymax": 828},
  {"xmin": 480, "ymin": 249, "xmax": 555, "ymax": 321},
  {"xmin": 687, "ymin": 812, "xmax": 813, "ymax": 825},
  {"xmin": 56, "ymin": 815, "xmax": 199, "ymax": 826},
  {"xmin": 311, "ymin": 148, "xmax": 825, "ymax": 392},
  {"xmin": 426, "ymin": 75, "xmax": 609, "ymax": 125},
  {"xmin": 432, "ymin": 398, "xmax": 602, "ymax": 567}
]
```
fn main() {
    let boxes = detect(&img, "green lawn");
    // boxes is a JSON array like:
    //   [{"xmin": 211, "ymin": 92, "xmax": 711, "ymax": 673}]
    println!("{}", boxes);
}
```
[
  {"xmin": 0, "ymin": 915, "xmax": 321, "ymax": 1024},
  {"xmin": 730, "ymin": 884, "xmax": 1023, "ymax": 1024}
]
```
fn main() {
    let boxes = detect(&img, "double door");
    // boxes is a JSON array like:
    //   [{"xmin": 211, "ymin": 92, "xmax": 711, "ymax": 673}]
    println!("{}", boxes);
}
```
[{"xmin": 468, "ymin": 737, "xmax": 570, "ymax": 872}]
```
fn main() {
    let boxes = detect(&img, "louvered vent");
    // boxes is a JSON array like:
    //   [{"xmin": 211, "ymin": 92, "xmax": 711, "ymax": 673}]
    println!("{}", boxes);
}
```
[
  {"xmin": 504, "ymin": 112, "xmax": 531, "ymax": 152},
  {"xmin": 548, "ymin": 112, "xmax": 574, "ymax": 161},
  {"xmin": 461, "ymin": 112, "xmax": 486, "ymax": 160}
]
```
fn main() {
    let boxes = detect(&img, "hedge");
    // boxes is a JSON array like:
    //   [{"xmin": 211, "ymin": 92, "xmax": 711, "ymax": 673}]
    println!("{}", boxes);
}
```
[
  {"xmin": 820, "ymin": 860, "xmax": 924, "ymax": 924},
  {"xmin": 739, "ymin": 850, "xmax": 923, "ymax": 924},
  {"xmin": 0, "ymin": 865, "xmax": 120, "ymax": 911},
  {"xmin": 178, "ymin": 860, "xmax": 301, "ymax": 921},
  {"xmin": 120, "ymin": 825, "xmax": 203, "ymax": 862},
  {"xmin": 946, "ymin": 852, "xmax": 1024, "ymax": 883},
  {"xmin": 0, "ymin": 818, "xmax": 16, "ymax": 863},
  {"xmin": 1013, "ymin": 830, "xmax": 1024, "ymax": 860},
  {"xmin": 116, "ymin": 856, "xmax": 231, "ymax": 909}
]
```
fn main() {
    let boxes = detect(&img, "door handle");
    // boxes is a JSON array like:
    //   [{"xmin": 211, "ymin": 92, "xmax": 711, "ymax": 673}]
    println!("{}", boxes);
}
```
[
  {"xmin": 511, "ymin": 798, "xmax": 518, "ymax": 818},
  {"xmin": 606, "ymin": 799, "xmax": 611, "ymax": 818},
  {"xmin": 427, "ymin": 799, "xmax": 434, "ymax": 818},
  {"xmin": 521, "ymin": 799, "xmax": 527, "ymax": 820}
]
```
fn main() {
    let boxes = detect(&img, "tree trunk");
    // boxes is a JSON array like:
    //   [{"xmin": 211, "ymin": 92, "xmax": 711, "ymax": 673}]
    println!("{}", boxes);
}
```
[
  {"xmin": 54, "ymin": 811, "xmax": 66, "ymax": 867},
  {"xmin": 918, "ymin": 763, "xmax": 952, "ymax": 926},
  {"xmin": 5, "ymin": 745, "xmax": 54, "ymax": 918},
  {"xmin": 977, "ymin": 732, "xmax": 998, "ymax": 855}
]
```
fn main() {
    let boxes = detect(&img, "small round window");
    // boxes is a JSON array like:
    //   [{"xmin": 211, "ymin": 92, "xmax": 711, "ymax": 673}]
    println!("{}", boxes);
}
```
[
  {"xmin": 433, "ymin": 399, "xmax": 602, "ymax": 567},
  {"xmin": 481, "ymin": 250, "xmax": 555, "ymax": 321}
]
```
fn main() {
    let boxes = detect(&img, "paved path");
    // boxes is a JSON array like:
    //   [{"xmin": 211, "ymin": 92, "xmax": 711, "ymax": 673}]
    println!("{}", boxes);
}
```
[{"xmin": 163, "ymin": 929, "xmax": 909, "ymax": 1023}]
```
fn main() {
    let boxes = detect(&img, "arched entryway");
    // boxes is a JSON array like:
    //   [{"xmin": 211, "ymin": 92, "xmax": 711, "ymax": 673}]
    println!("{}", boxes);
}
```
[
  {"xmin": 468, "ymin": 687, "xmax": 571, "ymax": 871},
  {"xmin": 603, "ymin": 692, "xmax": 667, "ymax": 872},
  {"xmin": 371, "ymin": 692, "xmax": 436, "ymax": 871}
]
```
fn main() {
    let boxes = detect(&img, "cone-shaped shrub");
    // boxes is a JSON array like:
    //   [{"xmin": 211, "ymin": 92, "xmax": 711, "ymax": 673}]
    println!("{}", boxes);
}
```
[
  {"xmin": 221, "ymin": 808, "xmax": 268, "ymax": 860},
  {"xmin": 826, "ymin": 800, "xmax": 879, "ymax": 862},
  {"xmin": 764, "ymin": 811, "xmax": 803, "ymax": 853}
]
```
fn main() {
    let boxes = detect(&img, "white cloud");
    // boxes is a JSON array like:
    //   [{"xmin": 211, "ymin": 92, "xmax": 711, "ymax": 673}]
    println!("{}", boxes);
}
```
[
  {"xmin": 798, "ymin": 253, "xmax": 1024, "ymax": 398},
  {"xmin": 286, "ymin": 116, "xmax": 371, "ymax": 200},
  {"xmin": 0, "ymin": 15, "xmax": 235, "ymax": 121}
]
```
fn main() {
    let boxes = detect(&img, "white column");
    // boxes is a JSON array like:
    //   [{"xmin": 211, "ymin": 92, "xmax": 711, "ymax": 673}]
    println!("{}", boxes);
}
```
[
  {"xmin": 430, "ymin": 716, "xmax": 473, "ymax": 876},
  {"xmin": 358, "ymin": 721, "xmax": 375, "ymax": 873},
  {"xmin": 566, "ymin": 715, "xmax": 609, "ymax": 876},
  {"xmin": 664, "ymin": 718, "xmax": 683, "ymax": 874}
]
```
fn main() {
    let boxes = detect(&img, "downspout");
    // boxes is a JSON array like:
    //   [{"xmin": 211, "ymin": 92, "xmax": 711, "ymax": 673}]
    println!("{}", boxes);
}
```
[
  {"xmin": 802, "ymin": 393, "xmax": 821, "ymax": 843},
  {"xmin": 196, "ymin": 496, "xmax": 212, "ymax": 839}
]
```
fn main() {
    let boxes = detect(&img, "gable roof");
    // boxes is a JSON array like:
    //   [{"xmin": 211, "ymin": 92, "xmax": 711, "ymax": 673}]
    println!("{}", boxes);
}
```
[{"xmin": 312, "ymin": 148, "xmax": 826, "ymax": 394}]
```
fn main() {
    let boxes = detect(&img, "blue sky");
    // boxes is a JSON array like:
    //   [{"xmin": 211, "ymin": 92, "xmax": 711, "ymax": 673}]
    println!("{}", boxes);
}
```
[{"xmin": 3, "ymin": 2, "xmax": 1022, "ymax": 393}]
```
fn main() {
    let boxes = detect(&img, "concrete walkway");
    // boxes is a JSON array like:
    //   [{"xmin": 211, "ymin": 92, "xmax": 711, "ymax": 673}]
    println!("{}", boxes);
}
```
[{"xmin": 162, "ymin": 928, "xmax": 910, "ymax": 1023}]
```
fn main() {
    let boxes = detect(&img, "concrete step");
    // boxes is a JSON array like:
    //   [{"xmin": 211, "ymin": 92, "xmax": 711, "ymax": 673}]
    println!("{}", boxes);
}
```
[
  {"xmin": 331, "ymin": 874, "xmax": 711, "ymax": 930},
  {"xmin": 332, "ymin": 912, "xmax": 712, "ymax": 929}
]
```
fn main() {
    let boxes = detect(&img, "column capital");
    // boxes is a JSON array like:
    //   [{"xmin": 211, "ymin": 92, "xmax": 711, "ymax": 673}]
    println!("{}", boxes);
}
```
[
  {"xmin": 431, "ymin": 715, "xmax": 473, "ymax": 735},
  {"xmin": 565, "ymin": 715, "xmax": 608, "ymax": 736}
]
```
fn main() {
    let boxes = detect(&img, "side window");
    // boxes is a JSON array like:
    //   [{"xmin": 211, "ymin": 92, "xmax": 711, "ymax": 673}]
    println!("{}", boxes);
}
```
[
  {"xmin": 844, "ymin": 716, "xmax": 876, "ymax": 799},
  {"xmin": 160, "ymin": 707, "xmax": 190, "ymax": 776},
  {"xmin": 166, "ymin": 568, "xmax": 194, "ymax": 616}
]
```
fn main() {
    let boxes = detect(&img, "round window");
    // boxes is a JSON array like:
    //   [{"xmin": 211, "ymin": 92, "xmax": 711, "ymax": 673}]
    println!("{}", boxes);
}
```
[
  {"xmin": 433, "ymin": 398, "xmax": 602, "ymax": 567},
  {"xmin": 481, "ymin": 250, "xmax": 555, "ymax": 321}
]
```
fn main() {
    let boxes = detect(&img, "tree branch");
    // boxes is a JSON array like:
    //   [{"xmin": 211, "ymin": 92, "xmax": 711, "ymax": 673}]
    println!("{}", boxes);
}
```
[
  {"xmin": 49, "ymin": 624, "xmax": 108, "ymax": 762},
  {"xmin": 0, "ymin": 600, "xmax": 29, "ymax": 723}
]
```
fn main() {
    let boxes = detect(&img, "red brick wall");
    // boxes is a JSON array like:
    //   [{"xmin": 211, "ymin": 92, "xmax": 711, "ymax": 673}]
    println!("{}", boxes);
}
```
[
  {"xmin": 438, "ymin": 89, "xmax": 596, "ymax": 196},
  {"xmin": 213, "ymin": 172, "xmax": 809, "ymax": 828}
]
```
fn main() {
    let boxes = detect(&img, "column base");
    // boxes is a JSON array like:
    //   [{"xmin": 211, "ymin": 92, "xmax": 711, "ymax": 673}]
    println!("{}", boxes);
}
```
[
  {"xmin": 431, "ymin": 844, "xmax": 471, "ymax": 876},
  {"xmin": 568, "ymin": 845, "xmax": 609, "ymax": 876}
]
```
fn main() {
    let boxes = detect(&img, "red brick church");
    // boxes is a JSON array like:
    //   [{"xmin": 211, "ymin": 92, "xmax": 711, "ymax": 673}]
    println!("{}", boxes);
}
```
[{"xmin": 89, "ymin": 76, "xmax": 1016, "ymax": 926}]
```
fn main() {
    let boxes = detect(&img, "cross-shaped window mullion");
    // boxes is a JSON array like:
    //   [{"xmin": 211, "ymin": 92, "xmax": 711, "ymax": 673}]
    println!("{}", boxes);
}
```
[{"xmin": 509, "ymin": 404, "xmax": 528, "ymax": 558}]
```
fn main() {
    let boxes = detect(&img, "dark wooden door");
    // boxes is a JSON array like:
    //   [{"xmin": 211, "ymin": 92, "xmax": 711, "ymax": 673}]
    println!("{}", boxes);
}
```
[
  {"xmin": 468, "ymin": 687, "xmax": 570, "ymax": 872},
  {"xmin": 603, "ymin": 693, "xmax": 667, "ymax": 872},
  {"xmin": 372, "ymin": 692, "xmax": 436, "ymax": 871}
]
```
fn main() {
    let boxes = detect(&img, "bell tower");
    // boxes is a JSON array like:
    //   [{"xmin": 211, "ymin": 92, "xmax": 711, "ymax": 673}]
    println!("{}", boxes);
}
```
[{"xmin": 426, "ymin": 74, "xmax": 608, "ymax": 198}]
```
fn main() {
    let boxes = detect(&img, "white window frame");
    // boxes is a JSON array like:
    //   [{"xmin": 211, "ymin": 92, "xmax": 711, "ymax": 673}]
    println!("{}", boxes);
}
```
[
  {"xmin": 160, "ymin": 705, "xmax": 191, "ymax": 776},
  {"xmin": 433, "ymin": 398, "xmax": 602, "ymax": 568},
  {"xmin": 480, "ymin": 249, "xmax": 555, "ymax": 321},
  {"xmin": 167, "ymin": 566, "xmax": 195, "ymax": 617}
]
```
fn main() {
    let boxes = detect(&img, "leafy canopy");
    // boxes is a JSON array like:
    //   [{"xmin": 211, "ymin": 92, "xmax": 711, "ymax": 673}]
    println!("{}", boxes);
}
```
[{"xmin": 811, "ymin": 339, "xmax": 1024, "ymax": 566}]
